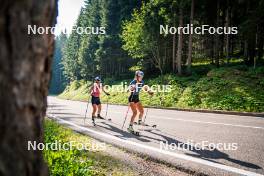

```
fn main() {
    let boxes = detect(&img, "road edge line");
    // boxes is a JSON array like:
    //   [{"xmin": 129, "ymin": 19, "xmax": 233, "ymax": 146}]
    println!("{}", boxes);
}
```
[{"xmin": 48, "ymin": 115, "xmax": 263, "ymax": 176}]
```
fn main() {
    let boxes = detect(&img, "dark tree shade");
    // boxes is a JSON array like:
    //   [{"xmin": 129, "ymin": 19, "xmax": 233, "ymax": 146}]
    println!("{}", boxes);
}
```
[{"xmin": 59, "ymin": 0, "xmax": 264, "ymax": 82}]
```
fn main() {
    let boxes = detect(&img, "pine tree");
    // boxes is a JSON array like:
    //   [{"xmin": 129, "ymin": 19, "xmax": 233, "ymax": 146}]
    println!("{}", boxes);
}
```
[{"xmin": 50, "ymin": 33, "xmax": 67, "ymax": 94}]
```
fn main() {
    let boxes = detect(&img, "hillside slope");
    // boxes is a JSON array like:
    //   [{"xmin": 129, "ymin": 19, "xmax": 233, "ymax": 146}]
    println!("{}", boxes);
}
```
[{"xmin": 59, "ymin": 66, "xmax": 264, "ymax": 112}]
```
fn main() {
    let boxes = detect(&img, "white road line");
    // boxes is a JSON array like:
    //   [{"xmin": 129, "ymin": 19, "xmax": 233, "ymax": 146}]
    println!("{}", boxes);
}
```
[
  {"xmin": 49, "ymin": 115, "xmax": 263, "ymax": 176},
  {"xmin": 48, "ymin": 103, "xmax": 264, "ymax": 130},
  {"xmin": 157, "ymin": 117, "xmax": 264, "ymax": 130},
  {"xmin": 91, "ymin": 109, "xmax": 264, "ymax": 130}
]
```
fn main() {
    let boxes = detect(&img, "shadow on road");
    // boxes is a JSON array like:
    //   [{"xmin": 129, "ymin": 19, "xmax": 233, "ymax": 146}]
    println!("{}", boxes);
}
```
[
  {"xmin": 96, "ymin": 122, "xmax": 151, "ymax": 142},
  {"xmin": 148, "ymin": 130, "xmax": 262, "ymax": 170},
  {"xmin": 48, "ymin": 106, "xmax": 262, "ymax": 170}
]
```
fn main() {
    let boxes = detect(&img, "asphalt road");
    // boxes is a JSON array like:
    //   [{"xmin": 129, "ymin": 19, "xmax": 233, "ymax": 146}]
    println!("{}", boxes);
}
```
[{"xmin": 47, "ymin": 96, "xmax": 264, "ymax": 176}]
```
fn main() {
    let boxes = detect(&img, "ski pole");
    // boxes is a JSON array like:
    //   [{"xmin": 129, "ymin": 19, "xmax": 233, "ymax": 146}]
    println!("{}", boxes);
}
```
[
  {"xmin": 84, "ymin": 101, "xmax": 89, "ymax": 124},
  {"xmin": 84, "ymin": 78, "xmax": 94, "ymax": 124},
  {"xmin": 143, "ymin": 108, "xmax": 149, "ymax": 124},
  {"xmin": 122, "ymin": 105, "xmax": 130, "ymax": 130},
  {"xmin": 105, "ymin": 95, "xmax": 109, "ymax": 120},
  {"xmin": 84, "ymin": 96, "xmax": 91, "ymax": 124},
  {"xmin": 143, "ymin": 95, "xmax": 152, "ymax": 124},
  {"xmin": 122, "ymin": 91, "xmax": 135, "ymax": 129}
]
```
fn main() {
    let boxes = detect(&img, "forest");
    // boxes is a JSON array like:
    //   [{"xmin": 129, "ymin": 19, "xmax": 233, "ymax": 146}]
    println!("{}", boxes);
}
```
[
  {"xmin": 50, "ymin": 0, "xmax": 264, "ymax": 112},
  {"xmin": 2, "ymin": 1, "xmax": 264, "ymax": 175}
]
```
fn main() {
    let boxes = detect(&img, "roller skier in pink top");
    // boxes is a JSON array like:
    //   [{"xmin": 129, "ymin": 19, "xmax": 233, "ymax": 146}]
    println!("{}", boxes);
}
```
[{"xmin": 90, "ymin": 76, "xmax": 110, "ymax": 123}]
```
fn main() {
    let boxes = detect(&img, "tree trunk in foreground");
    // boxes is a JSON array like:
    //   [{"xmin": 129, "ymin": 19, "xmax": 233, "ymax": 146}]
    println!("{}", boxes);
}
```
[{"xmin": 0, "ymin": 0, "xmax": 57, "ymax": 175}]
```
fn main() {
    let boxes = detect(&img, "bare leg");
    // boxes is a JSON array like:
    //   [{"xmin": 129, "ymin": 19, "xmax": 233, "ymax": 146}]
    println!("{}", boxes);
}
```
[
  {"xmin": 92, "ymin": 104, "xmax": 97, "ymax": 117},
  {"xmin": 136, "ymin": 102, "xmax": 144, "ymax": 120},
  {"xmin": 129, "ymin": 102, "xmax": 138, "ymax": 125},
  {"xmin": 97, "ymin": 104, "xmax": 102, "ymax": 116}
]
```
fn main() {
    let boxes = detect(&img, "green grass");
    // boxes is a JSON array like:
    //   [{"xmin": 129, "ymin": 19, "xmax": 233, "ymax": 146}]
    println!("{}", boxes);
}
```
[
  {"xmin": 44, "ymin": 119, "xmax": 136, "ymax": 176},
  {"xmin": 177, "ymin": 67, "xmax": 264, "ymax": 112},
  {"xmin": 58, "ymin": 66, "xmax": 264, "ymax": 112}
]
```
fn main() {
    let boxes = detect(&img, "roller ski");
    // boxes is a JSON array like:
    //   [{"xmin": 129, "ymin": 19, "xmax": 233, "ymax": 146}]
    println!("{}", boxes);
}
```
[
  {"xmin": 97, "ymin": 114, "xmax": 111, "ymax": 121},
  {"xmin": 127, "ymin": 125, "xmax": 140, "ymax": 136},
  {"xmin": 134, "ymin": 119, "xmax": 157, "ymax": 128},
  {"xmin": 92, "ymin": 114, "xmax": 111, "ymax": 126}
]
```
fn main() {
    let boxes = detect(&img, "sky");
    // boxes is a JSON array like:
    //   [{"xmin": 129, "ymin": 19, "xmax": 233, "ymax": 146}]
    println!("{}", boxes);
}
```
[{"xmin": 55, "ymin": 0, "xmax": 85, "ymax": 35}]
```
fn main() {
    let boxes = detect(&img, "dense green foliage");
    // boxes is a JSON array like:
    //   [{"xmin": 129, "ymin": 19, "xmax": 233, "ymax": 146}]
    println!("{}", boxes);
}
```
[
  {"xmin": 44, "ymin": 120, "xmax": 136, "ymax": 175},
  {"xmin": 122, "ymin": 0, "xmax": 264, "ymax": 74},
  {"xmin": 50, "ymin": 34, "xmax": 67, "ymax": 94},
  {"xmin": 52, "ymin": 0, "xmax": 264, "ymax": 81},
  {"xmin": 44, "ymin": 120, "xmax": 95, "ymax": 175},
  {"xmin": 50, "ymin": 0, "xmax": 264, "ymax": 112},
  {"xmin": 59, "ymin": 66, "xmax": 264, "ymax": 112},
  {"xmin": 176, "ymin": 67, "xmax": 264, "ymax": 112},
  {"xmin": 57, "ymin": 0, "xmax": 140, "ymax": 83}
]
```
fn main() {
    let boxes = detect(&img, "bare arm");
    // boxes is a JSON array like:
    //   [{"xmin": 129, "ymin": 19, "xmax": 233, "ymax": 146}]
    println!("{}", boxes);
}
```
[
  {"xmin": 102, "ymin": 85, "xmax": 110, "ymax": 95},
  {"xmin": 89, "ymin": 84, "xmax": 94, "ymax": 95}
]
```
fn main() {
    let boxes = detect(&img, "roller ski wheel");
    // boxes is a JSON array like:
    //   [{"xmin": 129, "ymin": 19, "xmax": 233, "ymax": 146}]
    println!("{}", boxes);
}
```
[
  {"xmin": 92, "ymin": 116, "xmax": 96, "ymax": 126},
  {"xmin": 97, "ymin": 115, "xmax": 112, "ymax": 121},
  {"xmin": 127, "ymin": 126, "xmax": 140, "ymax": 136},
  {"xmin": 97, "ymin": 115, "xmax": 105, "ymax": 120},
  {"xmin": 133, "ymin": 121, "xmax": 146, "ymax": 126},
  {"xmin": 134, "ymin": 122, "xmax": 157, "ymax": 128},
  {"xmin": 128, "ymin": 129, "xmax": 140, "ymax": 136}
]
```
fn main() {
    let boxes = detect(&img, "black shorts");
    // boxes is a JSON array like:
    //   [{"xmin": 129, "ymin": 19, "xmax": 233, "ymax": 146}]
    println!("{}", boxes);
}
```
[
  {"xmin": 128, "ymin": 94, "xmax": 140, "ymax": 103},
  {"xmin": 91, "ymin": 96, "xmax": 101, "ymax": 105}
]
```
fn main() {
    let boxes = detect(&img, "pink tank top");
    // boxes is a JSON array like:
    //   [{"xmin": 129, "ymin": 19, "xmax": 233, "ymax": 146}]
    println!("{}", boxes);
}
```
[{"xmin": 91, "ymin": 83, "xmax": 101, "ymax": 97}]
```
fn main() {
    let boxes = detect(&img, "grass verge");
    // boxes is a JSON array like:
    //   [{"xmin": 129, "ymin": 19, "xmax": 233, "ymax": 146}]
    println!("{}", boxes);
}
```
[{"xmin": 44, "ymin": 119, "xmax": 136, "ymax": 176}]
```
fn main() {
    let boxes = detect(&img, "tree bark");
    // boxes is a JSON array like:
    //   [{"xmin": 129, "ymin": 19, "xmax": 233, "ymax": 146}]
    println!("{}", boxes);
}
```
[
  {"xmin": 0, "ymin": 0, "xmax": 57, "ymax": 176},
  {"xmin": 214, "ymin": 0, "xmax": 220, "ymax": 67},
  {"xmin": 187, "ymin": 0, "xmax": 194, "ymax": 74},
  {"xmin": 257, "ymin": 22, "xmax": 264, "ymax": 60},
  {"xmin": 248, "ymin": 39, "xmax": 256, "ymax": 66},
  {"xmin": 225, "ymin": 0, "xmax": 230, "ymax": 63},
  {"xmin": 172, "ymin": 14, "xmax": 176, "ymax": 73},
  {"xmin": 176, "ymin": 7, "xmax": 183, "ymax": 75}
]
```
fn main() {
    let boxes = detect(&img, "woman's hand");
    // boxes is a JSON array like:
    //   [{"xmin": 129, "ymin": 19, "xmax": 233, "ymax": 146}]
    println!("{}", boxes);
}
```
[{"xmin": 148, "ymin": 91, "xmax": 154, "ymax": 96}]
